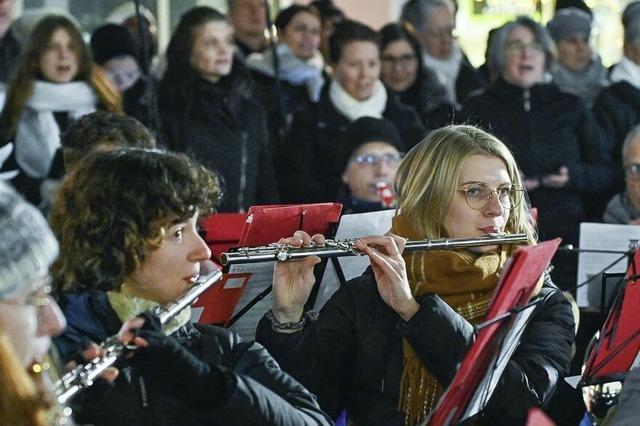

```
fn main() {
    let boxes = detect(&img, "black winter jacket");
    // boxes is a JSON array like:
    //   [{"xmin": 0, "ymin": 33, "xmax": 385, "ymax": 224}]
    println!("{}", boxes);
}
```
[
  {"xmin": 159, "ymin": 68, "xmax": 278, "ymax": 212},
  {"xmin": 256, "ymin": 272, "xmax": 575, "ymax": 426},
  {"xmin": 593, "ymin": 81, "xmax": 640, "ymax": 192},
  {"xmin": 54, "ymin": 291, "xmax": 332, "ymax": 426},
  {"xmin": 461, "ymin": 79, "xmax": 613, "ymax": 242},
  {"xmin": 279, "ymin": 87, "xmax": 425, "ymax": 203}
]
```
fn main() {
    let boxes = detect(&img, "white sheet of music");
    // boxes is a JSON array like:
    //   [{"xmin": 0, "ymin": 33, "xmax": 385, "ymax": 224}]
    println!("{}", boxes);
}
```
[
  {"xmin": 227, "ymin": 262, "xmax": 275, "ymax": 341},
  {"xmin": 314, "ymin": 209, "xmax": 396, "ymax": 311},
  {"xmin": 576, "ymin": 223, "xmax": 640, "ymax": 307}
]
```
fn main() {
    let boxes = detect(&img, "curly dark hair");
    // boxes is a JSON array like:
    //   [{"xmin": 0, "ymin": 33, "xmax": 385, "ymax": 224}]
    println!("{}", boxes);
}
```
[
  {"xmin": 61, "ymin": 111, "xmax": 156, "ymax": 169},
  {"xmin": 49, "ymin": 148, "xmax": 221, "ymax": 295}
]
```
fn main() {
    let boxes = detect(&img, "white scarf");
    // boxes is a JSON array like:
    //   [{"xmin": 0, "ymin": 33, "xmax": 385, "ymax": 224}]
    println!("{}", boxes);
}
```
[
  {"xmin": 15, "ymin": 81, "xmax": 97, "ymax": 178},
  {"xmin": 246, "ymin": 44, "xmax": 325, "ymax": 102},
  {"xmin": 610, "ymin": 56, "xmax": 640, "ymax": 91},
  {"xmin": 328, "ymin": 79, "xmax": 387, "ymax": 122},
  {"xmin": 422, "ymin": 44, "xmax": 463, "ymax": 105}
]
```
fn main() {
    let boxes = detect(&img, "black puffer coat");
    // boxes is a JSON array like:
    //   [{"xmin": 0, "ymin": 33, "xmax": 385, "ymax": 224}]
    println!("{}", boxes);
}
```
[
  {"xmin": 461, "ymin": 78, "xmax": 613, "ymax": 243},
  {"xmin": 279, "ymin": 87, "xmax": 425, "ymax": 203},
  {"xmin": 55, "ymin": 291, "xmax": 332, "ymax": 426},
  {"xmin": 256, "ymin": 271, "xmax": 575, "ymax": 426},
  {"xmin": 593, "ymin": 81, "xmax": 640, "ymax": 192},
  {"xmin": 159, "ymin": 66, "xmax": 278, "ymax": 212}
]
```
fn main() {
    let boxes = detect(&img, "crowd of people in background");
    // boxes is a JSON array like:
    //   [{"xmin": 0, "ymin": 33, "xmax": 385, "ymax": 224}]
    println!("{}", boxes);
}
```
[{"xmin": 2, "ymin": 0, "xmax": 640, "ymax": 424}]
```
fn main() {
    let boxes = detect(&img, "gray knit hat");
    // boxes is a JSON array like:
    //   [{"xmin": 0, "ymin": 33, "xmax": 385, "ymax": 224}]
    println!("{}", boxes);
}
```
[
  {"xmin": 0, "ymin": 182, "xmax": 58, "ymax": 299},
  {"xmin": 546, "ymin": 7, "xmax": 592, "ymax": 41}
]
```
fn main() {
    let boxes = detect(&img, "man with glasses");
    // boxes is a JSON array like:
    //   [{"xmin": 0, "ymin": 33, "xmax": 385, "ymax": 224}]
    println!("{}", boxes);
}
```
[
  {"xmin": 338, "ymin": 117, "xmax": 404, "ymax": 213},
  {"xmin": 604, "ymin": 125, "xmax": 640, "ymax": 224},
  {"xmin": 400, "ymin": 0, "xmax": 483, "ymax": 106}
]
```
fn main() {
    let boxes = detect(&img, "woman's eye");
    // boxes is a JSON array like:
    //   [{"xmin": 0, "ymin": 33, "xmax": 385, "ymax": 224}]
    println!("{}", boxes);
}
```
[
  {"xmin": 499, "ymin": 187, "xmax": 511, "ymax": 197},
  {"xmin": 174, "ymin": 229, "xmax": 184, "ymax": 239},
  {"xmin": 466, "ymin": 187, "xmax": 482, "ymax": 197}
]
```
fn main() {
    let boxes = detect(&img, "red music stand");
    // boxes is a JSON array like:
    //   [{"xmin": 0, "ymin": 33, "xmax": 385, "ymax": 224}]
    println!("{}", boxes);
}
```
[
  {"xmin": 427, "ymin": 238, "xmax": 562, "ymax": 425},
  {"xmin": 194, "ymin": 204, "xmax": 343, "ymax": 327},
  {"xmin": 581, "ymin": 249, "xmax": 640, "ymax": 385}
]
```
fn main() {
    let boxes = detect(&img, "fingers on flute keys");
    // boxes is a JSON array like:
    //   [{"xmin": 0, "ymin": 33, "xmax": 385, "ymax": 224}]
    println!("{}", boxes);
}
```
[
  {"xmin": 278, "ymin": 231, "xmax": 326, "ymax": 247},
  {"xmin": 355, "ymin": 235, "xmax": 405, "ymax": 257}
]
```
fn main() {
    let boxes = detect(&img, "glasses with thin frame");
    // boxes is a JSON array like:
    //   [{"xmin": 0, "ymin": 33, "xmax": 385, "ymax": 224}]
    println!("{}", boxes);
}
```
[
  {"xmin": 457, "ymin": 183, "xmax": 523, "ymax": 210},
  {"xmin": 625, "ymin": 163, "xmax": 640, "ymax": 179},
  {"xmin": 351, "ymin": 153, "xmax": 404, "ymax": 166}
]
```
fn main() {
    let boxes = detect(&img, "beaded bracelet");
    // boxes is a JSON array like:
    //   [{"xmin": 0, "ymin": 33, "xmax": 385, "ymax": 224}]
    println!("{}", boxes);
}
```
[{"xmin": 266, "ymin": 309, "xmax": 318, "ymax": 333}]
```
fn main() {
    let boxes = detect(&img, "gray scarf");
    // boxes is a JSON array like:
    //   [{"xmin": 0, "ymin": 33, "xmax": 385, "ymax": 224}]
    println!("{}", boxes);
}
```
[{"xmin": 551, "ymin": 57, "xmax": 608, "ymax": 106}]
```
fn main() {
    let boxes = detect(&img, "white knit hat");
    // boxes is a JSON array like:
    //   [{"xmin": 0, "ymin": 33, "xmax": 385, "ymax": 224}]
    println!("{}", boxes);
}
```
[{"xmin": 0, "ymin": 182, "xmax": 58, "ymax": 299}]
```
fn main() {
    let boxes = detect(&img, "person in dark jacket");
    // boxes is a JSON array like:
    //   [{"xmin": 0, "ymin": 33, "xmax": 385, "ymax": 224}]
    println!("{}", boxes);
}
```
[
  {"xmin": 0, "ymin": 14, "xmax": 122, "ymax": 206},
  {"xmin": 158, "ymin": 6, "xmax": 278, "ymax": 212},
  {"xmin": 593, "ymin": 3, "xmax": 640, "ymax": 197},
  {"xmin": 337, "ymin": 116, "xmax": 404, "ymax": 213},
  {"xmin": 604, "ymin": 125, "xmax": 640, "ymax": 224},
  {"xmin": 379, "ymin": 23, "xmax": 455, "ymax": 129},
  {"xmin": 281, "ymin": 20, "xmax": 425, "ymax": 203},
  {"xmin": 257, "ymin": 125, "xmax": 575, "ymax": 425},
  {"xmin": 400, "ymin": 0, "xmax": 484, "ymax": 106},
  {"xmin": 461, "ymin": 16, "xmax": 613, "ymax": 287},
  {"xmin": 91, "ymin": 23, "xmax": 156, "ymax": 129},
  {"xmin": 50, "ymin": 148, "xmax": 332, "ymax": 426}
]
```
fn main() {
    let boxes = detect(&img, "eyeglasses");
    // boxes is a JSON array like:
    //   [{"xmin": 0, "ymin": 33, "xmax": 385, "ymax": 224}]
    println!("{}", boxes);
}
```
[
  {"xmin": 505, "ymin": 40, "xmax": 544, "ymax": 54},
  {"xmin": 1, "ymin": 282, "xmax": 52, "ymax": 307},
  {"xmin": 351, "ymin": 153, "xmax": 404, "ymax": 166},
  {"xmin": 424, "ymin": 27, "xmax": 455, "ymax": 40},
  {"xmin": 625, "ymin": 163, "xmax": 640, "ymax": 179},
  {"xmin": 381, "ymin": 54, "xmax": 418, "ymax": 68},
  {"xmin": 458, "ymin": 183, "xmax": 523, "ymax": 210}
]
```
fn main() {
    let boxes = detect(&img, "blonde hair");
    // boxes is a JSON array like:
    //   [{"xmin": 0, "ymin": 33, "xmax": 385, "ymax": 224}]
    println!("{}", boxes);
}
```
[
  {"xmin": 0, "ymin": 331, "xmax": 48, "ymax": 426},
  {"xmin": 395, "ymin": 125, "xmax": 537, "ymax": 243}
]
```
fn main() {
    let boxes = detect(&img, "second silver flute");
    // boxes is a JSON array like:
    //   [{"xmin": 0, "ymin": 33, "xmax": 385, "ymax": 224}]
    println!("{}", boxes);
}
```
[
  {"xmin": 54, "ymin": 269, "xmax": 223, "ymax": 405},
  {"xmin": 220, "ymin": 233, "xmax": 529, "ymax": 266}
]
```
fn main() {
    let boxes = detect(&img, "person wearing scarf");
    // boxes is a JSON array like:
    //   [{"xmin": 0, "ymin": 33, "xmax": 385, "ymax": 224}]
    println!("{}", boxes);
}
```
[
  {"xmin": 257, "ymin": 125, "xmax": 575, "ymax": 425},
  {"xmin": 547, "ymin": 8, "xmax": 608, "ymax": 107},
  {"xmin": 50, "ymin": 148, "xmax": 332, "ymax": 426},
  {"xmin": 280, "ymin": 19, "xmax": 424, "ymax": 204},
  {"xmin": 0, "ymin": 14, "xmax": 121, "ymax": 206},
  {"xmin": 594, "ymin": 5, "xmax": 640, "ymax": 198}
]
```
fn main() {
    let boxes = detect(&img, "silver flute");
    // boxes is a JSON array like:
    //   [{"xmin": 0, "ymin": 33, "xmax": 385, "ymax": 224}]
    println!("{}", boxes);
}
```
[
  {"xmin": 54, "ymin": 269, "xmax": 223, "ymax": 405},
  {"xmin": 220, "ymin": 233, "xmax": 529, "ymax": 266}
]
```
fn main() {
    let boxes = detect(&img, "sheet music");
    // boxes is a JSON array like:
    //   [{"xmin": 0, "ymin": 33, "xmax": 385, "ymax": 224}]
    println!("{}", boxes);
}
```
[
  {"xmin": 314, "ymin": 209, "xmax": 396, "ymax": 311},
  {"xmin": 227, "ymin": 262, "xmax": 275, "ymax": 340},
  {"xmin": 462, "ymin": 306, "xmax": 535, "ymax": 420},
  {"xmin": 576, "ymin": 223, "xmax": 640, "ymax": 307}
]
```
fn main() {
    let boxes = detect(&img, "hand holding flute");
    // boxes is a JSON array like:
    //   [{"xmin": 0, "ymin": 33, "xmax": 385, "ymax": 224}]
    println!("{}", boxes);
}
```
[{"xmin": 272, "ymin": 232, "xmax": 419, "ymax": 325}]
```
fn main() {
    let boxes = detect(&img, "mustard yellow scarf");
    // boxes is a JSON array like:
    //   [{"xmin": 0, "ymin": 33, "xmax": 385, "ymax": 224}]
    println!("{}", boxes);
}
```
[{"xmin": 391, "ymin": 214, "xmax": 509, "ymax": 425}]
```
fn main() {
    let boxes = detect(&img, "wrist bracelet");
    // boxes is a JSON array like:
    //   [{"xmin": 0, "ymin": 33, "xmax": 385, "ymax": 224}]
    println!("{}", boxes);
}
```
[{"xmin": 266, "ymin": 309, "xmax": 318, "ymax": 333}]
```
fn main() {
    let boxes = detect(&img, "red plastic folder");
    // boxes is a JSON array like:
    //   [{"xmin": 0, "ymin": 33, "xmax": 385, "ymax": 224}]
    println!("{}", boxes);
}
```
[
  {"xmin": 195, "ymin": 204, "xmax": 342, "ymax": 327},
  {"xmin": 582, "ymin": 249, "xmax": 640, "ymax": 384},
  {"xmin": 427, "ymin": 238, "xmax": 562, "ymax": 426},
  {"xmin": 239, "ymin": 203, "xmax": 342, "ymax": 246},
  {"xmin": 191, "ymin": 273, "xmax": 251, "ymax": 326},
  {"xmin": 200, "ymin": 213, "xmax": 247, "ymax": 263},
  {"xmin": 525, "ymin": 408, "xmax": 556, "ymax": 426}
]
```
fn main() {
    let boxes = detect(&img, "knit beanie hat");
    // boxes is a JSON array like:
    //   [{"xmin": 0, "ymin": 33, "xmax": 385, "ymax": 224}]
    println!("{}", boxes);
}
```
[
  {"xmin": 344, "ymin": 117, "xmax": 404, "ymax": 155},
  {"xmin": 546, "ymin": 7, "xmax": 592, "ymax": 41},
  {"xmin": 0, "ymin": 182, "xmax": 58, "ymax": 299},
  {"xmin": 91, "ymin": 23, "xmax": 139, "ymax": 65}
]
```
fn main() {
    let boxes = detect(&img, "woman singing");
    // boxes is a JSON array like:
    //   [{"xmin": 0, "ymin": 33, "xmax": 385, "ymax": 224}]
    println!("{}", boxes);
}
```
[
  {"xmin": 257, "ymin": 125, "xmax": 576, "ymax": 425},
  {"xmin": 50, "ymin": 148, "xmax": 331, "ymax": 426}
]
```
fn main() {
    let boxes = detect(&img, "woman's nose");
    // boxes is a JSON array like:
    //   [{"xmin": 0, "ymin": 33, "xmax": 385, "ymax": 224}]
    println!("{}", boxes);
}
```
[{"xmin": 189, "ymin": 234, "xmax": 212, "ymax": 262}]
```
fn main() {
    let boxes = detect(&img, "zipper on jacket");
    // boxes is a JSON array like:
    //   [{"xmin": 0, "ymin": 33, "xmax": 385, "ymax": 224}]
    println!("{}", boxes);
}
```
[
  {"xmin": 523, "ymin": 89, "xmax": 531, "ymax": 112},
  {"xmin": 237, "ymin": 131, "xmax": 248, "ymax": 213},
  {"xmin": 139, "ymin": 376, "xmax": 149, "ymax": 408}
]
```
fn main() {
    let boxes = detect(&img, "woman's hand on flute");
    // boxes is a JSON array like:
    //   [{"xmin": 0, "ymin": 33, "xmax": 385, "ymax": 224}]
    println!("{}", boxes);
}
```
[
  {"xmin": 272, "ymin": 231, "xmax": 324, "ymax": 323},
  {"xmin": 355, "ymin": 234, "xmax": 419, "ymax": 321}
]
